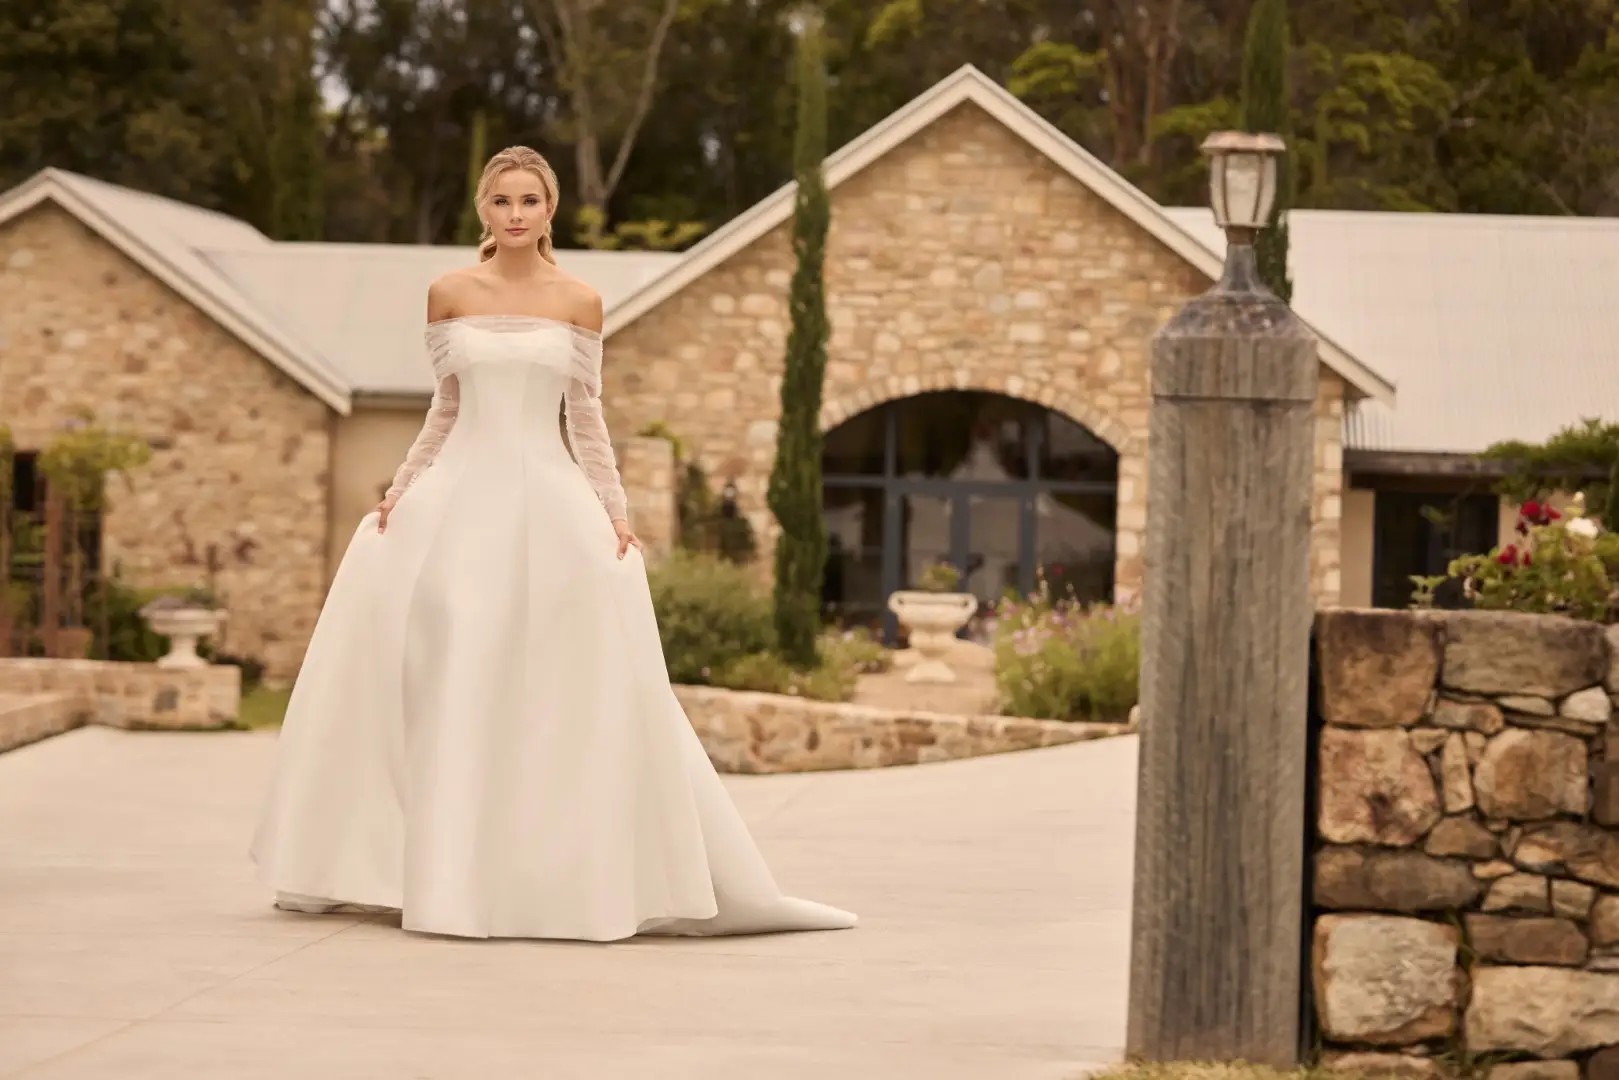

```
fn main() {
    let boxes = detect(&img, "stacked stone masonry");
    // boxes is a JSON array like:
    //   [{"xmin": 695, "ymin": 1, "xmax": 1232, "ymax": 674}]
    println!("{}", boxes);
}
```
[
  {"xmin": 673, "ymin": 684, "xmax": 1127, "ymax": 773},
  {"xmin": 603, "ymin": 101, "xmax": 1348, "ymax": 606},
  {"xmin": 0, "ymin": 206, "xmax": 332, "ymax": 680},
  {"xmin": 1314, "ymin": 609, "xmax": 1619, "ymax": 1079},
  {"xmin": 0, "ymin": 657, "xmax": 240, "ymax": 733}
]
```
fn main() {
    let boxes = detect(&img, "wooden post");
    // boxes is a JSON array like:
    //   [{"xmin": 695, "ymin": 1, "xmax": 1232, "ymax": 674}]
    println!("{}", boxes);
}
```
[{"xmin": 1125, "ymin": 235, "xmax": 1317, "ymax": 1065}]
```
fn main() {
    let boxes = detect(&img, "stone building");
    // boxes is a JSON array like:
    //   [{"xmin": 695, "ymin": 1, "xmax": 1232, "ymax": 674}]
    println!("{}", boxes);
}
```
[{"xmin": 2, "ymin": 65, "xmax": 1615, "ymax": 678}]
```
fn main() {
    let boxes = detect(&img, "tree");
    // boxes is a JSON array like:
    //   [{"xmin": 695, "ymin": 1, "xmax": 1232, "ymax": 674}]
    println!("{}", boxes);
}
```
[
  {"xmin": 0, "ymin": 0, "xmax": 225, "ymax": 199},
  {"xmin": 525, "ymin": 0, "xmax": 684, "ymax": 246},
  {"xmin": 766, "ymin": 13, "xmax": 831, "ymax": 668},
  {"xmin": 1240, "ymin": 0, "xmax": 1293, "ymax": 302},
  {"xmin": 186, "ymin": 0, "xmax": 327, "ymax": 240},
  {"xmin": 457, "ymin": 109, "xmax": 490, "ymax": 246}
]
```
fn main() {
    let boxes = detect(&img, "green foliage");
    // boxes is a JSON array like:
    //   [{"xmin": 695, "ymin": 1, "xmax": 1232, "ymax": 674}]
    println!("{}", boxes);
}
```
[
  {"xmin": 457, "ymin": 108, "xmax": 490, "ymax": 247},
  {"xmin": 990, "ymin": 586, "xmax": 1141, "ymax": 722},
  {"xmin": 1482, "ymin": 418, "xmax": 1619, "ymax": 521},
  {"xmin": 1240, "ymin": 0, "xmax": 1293, "ymax": 303},
  {"xmin": 645, "ymin": 551, "xmax": 884, "ymax": 701},
  {"xmin": 572, "ymin": 204, "xmax": 709, "ymax": 252},
  {"xmin": 1412, "ymin": 503, "xmax": 1619, "ymax": 623},
  {"xmin": 637, "ymin": 425, "xmax": 758, "ymax": 564},
  {"xmin": 818, "ymin": 624, "xmax": 893, "ymax": 674},
  {"xmin": 37, "ymin": 412, "xmax": 152, "ymax": 512},
  {"xmin": 767, "ymin": 16, "xmax": 831, "ymax": 669},
  {"xmin": 91, "ymin": 577, "xmax": 169, "ymax": 663},
  {"xmin": 646, "ymin": 550, "xmax": 775, "ymax": 684},
  {"xmin": 916, "ymin": 560, "xmax": 961, "ymax": 593},
  {"xmin": 711, "ymin": 648, "xmax": 855, "ymax": 702}
]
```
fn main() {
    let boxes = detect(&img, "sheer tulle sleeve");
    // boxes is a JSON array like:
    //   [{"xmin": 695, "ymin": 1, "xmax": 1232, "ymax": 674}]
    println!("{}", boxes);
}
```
[
  {"xmin": 563, "ymin": 334, "xmax": 629, "ymax": 524},
  {"xmin": 385, "ymin": 374, "xmax": 460, "ymax": 503}
]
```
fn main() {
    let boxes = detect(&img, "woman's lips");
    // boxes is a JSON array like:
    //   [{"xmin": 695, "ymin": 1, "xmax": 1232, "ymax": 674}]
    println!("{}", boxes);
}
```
[{"xmin": 506, "ymin": 227, "xmax": 527, "ymax": 235}]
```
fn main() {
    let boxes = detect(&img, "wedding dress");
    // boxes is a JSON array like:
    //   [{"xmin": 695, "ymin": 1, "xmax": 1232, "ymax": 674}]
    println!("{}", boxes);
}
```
[{"xmin": 249, "ymin": 314, "xmax": 856, "ymax": 941}]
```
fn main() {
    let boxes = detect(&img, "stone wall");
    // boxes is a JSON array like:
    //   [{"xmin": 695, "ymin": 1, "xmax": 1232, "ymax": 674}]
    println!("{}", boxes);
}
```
[
  {"xmin": 0, "ymin": 205, "xmax": 333, "ymax": 680},
  {"xmin": 0, "ymin": 658, "xmax": 240, "ymax": 733},
  {"xmin": 1313, "ymin": 609, "xmax": 1619, "ymax": 1076},
  {"xmin": 673, "ymin": 684, "xmax": 1128, "ymax": 773},
  {"xmin": 603, "ymin": 100, "xmax": 1350, "ymax": 605},
  {"xmin": 616, "ymin": 434, "xmax": 678, "ymax": 556}
]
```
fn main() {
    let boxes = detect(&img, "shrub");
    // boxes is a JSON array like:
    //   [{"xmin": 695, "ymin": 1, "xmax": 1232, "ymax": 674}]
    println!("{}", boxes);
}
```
[
  {"xmin": 647, "ymin": 550, "xmax": 775, "ymax": 684},
  {"xmin": 819, "ymin": 625, "xmax": 892, "ymax": 674},
  {"xmin": 711, "ymin": 650, "xmax": 855, "ymax": 702},
  {"xmin": 1413, "ymin": 496, "xmax": 1619, "ymax": 622},
  {"xmin": 988, "ymin": 583, "xmax": 1140, "ymax": 722}
]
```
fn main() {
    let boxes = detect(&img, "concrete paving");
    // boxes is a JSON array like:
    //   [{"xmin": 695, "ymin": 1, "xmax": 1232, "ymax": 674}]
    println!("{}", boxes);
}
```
[{"xmin": 0, "ymin": 726, "xmax": 1137, "ymax": 1079}]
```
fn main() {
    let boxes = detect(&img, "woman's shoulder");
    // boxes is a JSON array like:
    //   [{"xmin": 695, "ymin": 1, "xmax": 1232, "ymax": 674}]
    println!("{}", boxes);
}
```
[
  {"xmin": 426, "ymin": 267, "xmax": 484, "ymax": 320},
  {"xmin": 550, "ymin": 273, "xmax": 604, "ymax": 333}
]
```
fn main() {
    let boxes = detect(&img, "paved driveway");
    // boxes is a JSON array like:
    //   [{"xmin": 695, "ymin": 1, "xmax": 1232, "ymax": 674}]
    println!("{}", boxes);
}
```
[{"xmin": 0, "ymin": 727, "xmax": 1136, "ymax": 1079}]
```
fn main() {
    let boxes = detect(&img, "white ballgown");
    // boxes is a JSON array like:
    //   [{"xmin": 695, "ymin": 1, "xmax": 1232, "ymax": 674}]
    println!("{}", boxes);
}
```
[{"xmin": 249, "ymin": 314, "xmax": 856, "ymax": 941}]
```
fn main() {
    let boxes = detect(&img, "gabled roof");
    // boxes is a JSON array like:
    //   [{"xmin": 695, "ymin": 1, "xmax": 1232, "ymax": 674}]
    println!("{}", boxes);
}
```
[
  {"xmin": 215, "ymin": 244, "xmax": 680, "ymax": 395},
  {"xmin": 1166, "ymin": 207, "xmax": 1619, "ymax": 455},
  {"xmin": 0, "ymin": 168, "xmax": 352, "ymax": 413},
  {"xmin": 602, "ymin": 63, "xmax": 1396, "ymax": 405}
]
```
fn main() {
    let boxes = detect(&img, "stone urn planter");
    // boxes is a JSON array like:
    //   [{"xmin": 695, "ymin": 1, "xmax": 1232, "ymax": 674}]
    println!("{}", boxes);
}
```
[
  {"xmin": 888, "ymin": 562, "xmax": 979, "ymax": 685},
  {"xmin": 139, "ymin": 592, "xmax": 226, "ymax": 670}
]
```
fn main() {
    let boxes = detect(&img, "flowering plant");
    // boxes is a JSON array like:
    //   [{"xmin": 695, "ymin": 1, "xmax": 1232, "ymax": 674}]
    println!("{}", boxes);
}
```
[
  {"xmin": 986, "ymin": 575, "xmax": 1140, "ymax": 722},
  {"xmin": 1413, "ymin": 495, "xmax": 1619, "ymax": 622}
]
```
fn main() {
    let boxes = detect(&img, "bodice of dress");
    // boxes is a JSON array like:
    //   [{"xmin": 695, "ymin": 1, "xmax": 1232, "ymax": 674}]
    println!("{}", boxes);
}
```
[{"xmin": 384, "ymin": 315, "xmax": 628, "ymax": 523}]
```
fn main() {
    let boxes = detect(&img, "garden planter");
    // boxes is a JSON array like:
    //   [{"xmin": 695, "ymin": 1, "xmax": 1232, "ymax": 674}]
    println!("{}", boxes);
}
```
[
  {"xmin": 887, "ymin": 590, "xmax": 979, "ymax": 684},
  {"xmin": 141, "ymin": 606, "xmax": 226, "ymax": 670}
]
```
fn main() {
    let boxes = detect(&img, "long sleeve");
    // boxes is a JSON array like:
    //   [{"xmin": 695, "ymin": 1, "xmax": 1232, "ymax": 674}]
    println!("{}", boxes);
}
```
[
  {"xmin": 563, "ymin": 375, "xmax": 629, "ymax": 523},
  {"xmin": 385, "ymin": 373, "xmax": 460, "ymax": 502}
]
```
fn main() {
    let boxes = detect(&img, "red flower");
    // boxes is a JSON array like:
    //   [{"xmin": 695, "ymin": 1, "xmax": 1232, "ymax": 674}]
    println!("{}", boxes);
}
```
[
  {"xmin": 1546, "ymin": 506, "xmax": 1562, "ymax": 522},
  {"xmin": 1498, "ymin": 544, "xmax": 1521, "ymax": 566},
  {"xmin": 1522, "ymin": 500, "xmax": 1542, "ymax": 521}
]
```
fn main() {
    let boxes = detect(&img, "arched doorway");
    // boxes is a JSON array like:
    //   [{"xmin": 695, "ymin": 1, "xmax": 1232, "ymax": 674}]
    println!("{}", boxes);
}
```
[{"xmin": 821, "ymin": 390, "xmax": 1119, "ymax": 639}]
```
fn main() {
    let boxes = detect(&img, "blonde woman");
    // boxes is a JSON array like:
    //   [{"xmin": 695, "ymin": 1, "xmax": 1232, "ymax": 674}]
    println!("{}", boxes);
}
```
[{"xmin": 250, "ymin": 147, "xmax": 856, "ymax": 941}]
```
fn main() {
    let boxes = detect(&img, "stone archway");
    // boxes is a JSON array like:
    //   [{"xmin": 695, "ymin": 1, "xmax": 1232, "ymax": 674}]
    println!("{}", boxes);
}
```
[{"xmin": 818, "ymin": 372, "xmax": 1147, "ymax": 607}]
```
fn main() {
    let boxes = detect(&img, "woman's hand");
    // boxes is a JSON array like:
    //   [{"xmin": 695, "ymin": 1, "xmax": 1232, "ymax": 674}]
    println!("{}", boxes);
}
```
[
  {"xmin": 376, "ymin": 495, "xmax": 398, "ymax": 534},
  {"xmin": 613, "ymin": 519, "xmax": 641, "ymax": 559}
]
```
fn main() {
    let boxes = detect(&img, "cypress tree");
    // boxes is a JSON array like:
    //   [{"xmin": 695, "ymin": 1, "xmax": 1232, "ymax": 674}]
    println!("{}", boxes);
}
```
[
  {"xmin": 1606, "ymin": 452, "xmax": 1619, "ymax": 530},
  {"xmin": 1240, "ymin": 0, "xmax": 1293, "ymax": 303},
  {"xmin": 766, "ymin": 14, "xmax": 831, "ymax": 668},
  {"xmin": 457, "ymin": 110, "xmax": 490, "ymax": 246}
]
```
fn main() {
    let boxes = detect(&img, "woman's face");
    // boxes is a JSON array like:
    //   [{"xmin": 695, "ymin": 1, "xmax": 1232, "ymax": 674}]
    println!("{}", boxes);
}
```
[{"xmin": 484, "ymin": 170, "xmax": 550, "ymax": 254}]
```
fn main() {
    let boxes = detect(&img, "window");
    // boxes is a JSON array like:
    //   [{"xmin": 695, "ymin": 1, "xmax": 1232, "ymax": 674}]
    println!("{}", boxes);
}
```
[{"xmin": 1372, "ymin": 491, "xmax": 1499, "ymax": 609}]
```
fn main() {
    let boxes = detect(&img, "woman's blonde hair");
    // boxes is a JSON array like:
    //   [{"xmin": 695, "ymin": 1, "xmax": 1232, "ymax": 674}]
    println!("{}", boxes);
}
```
[{"xmin": 473, "ymin": 146, "xmax": 560, "ymax": 263}]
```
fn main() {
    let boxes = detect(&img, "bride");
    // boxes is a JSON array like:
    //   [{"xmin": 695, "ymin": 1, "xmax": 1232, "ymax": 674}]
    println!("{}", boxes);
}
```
[{"xmin": 249, "ymin": 146, "xmax": 857, "ymax": 942}]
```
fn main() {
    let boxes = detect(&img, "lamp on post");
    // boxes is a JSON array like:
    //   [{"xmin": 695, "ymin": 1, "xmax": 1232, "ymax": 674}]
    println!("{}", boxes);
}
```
[
  {"xmin": 1200, "ymin": 130, "xmax": 1286, "ymax": 297},
  {"xmin": 1125, "ymin": 131, "xmax": 1317, "ymax": 1067}
]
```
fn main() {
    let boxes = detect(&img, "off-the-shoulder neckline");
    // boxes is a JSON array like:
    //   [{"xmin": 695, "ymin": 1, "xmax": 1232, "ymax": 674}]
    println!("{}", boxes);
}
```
[{"xmin": 425, "ymin": 314, "xmax": 602, "ymax": 340}]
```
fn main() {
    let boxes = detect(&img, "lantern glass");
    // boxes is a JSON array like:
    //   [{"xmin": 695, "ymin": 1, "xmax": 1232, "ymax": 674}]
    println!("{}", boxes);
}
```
[{"xmin": 1209, "ymin": 149, "xmax": 1278, "ymax": 229}]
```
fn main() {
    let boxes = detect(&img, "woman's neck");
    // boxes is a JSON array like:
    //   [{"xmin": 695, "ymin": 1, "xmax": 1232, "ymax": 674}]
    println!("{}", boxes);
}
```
[{"xmin": 487, "ymin": 246, "xmax": 548, "ymax": 279}]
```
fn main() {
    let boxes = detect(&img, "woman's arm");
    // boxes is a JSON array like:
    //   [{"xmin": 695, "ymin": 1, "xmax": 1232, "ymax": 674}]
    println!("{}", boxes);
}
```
[{"xmin": 562, "ymin": 290, "xmax": 628, "ymax": 523}]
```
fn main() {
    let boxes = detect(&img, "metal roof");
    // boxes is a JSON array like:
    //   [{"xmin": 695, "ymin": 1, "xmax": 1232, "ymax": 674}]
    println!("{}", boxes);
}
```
[
  {"xmin": 0, "ymin": 169, "xmax": 353, "ymax": 411},
  {"xmin": 14, "ymin": 168, "xmax": 1619, "ymax": 457},
  {"xmin": 1164, "ymin": 206, "xmax": 1619, "ymax": 454},
  {"xmin": 210, "ymin": 244, "xmax": 680, "ymax": 395}
]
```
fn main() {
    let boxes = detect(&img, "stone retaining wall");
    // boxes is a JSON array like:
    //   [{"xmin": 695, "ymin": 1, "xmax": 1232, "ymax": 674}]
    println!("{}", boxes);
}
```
[
  {"xmin": 0, "ymin": 692, "xmax": 83, "ymax": 753},
  {"xmin": 674, "ymin": 684, "xmax": 1128, "ymax": 773},
  {"xmin": 0, "ymin": 659, "xmax": 240, "ymax": 734},
  {"xmin": 1313, "ymin": 609, "xmax": 1619, "ymax": 1077}
]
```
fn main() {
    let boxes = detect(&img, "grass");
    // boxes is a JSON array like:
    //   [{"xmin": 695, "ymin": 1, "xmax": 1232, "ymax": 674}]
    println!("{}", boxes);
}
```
[{"xmin": 237, "ymin": 685, "xmax": 292, "ymax": 729}]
